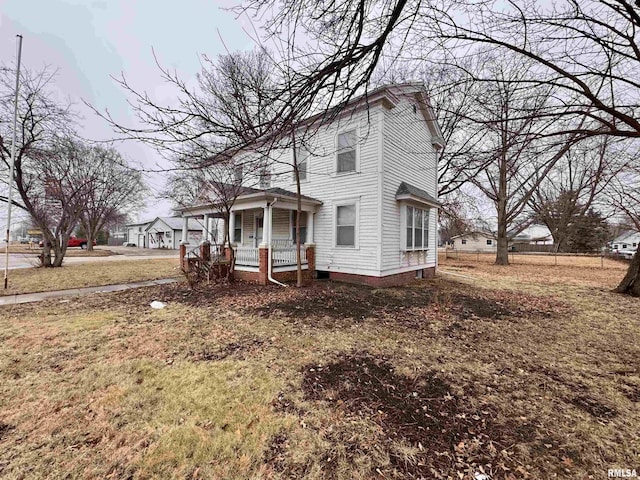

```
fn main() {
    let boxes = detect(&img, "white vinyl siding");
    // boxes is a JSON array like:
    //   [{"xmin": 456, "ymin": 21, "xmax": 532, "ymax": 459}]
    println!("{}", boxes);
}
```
[
  {"xmin": 382, "ymin": 98, "xmax": 438, "ymax": 271},
  {"xmin": 240, "ymin": 94, "xmax": 438, "ymax": 278},
  {"xmin": 266, "ymin": 110, "xmax": 381, "ymax": 274}
]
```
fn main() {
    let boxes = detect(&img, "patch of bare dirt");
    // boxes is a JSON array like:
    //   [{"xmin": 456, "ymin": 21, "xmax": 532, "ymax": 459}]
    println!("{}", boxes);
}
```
[{"xmin": 293, "ymin": 352, "xmax": 533, "ymax": 479}]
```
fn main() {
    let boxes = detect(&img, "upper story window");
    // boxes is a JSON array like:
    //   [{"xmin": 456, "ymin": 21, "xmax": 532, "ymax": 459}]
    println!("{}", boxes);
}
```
[
  {"xmin": 259, "ymin": 166, "xmax": 271, "ymax": 189},
  {"xmin": 461, "ymin": 238, "xmax": 467, "ymax": 244},
  {"xmin": 234, "ymin": 164, "xmax": 243, "ymax": 184},
  {"xmin": 337, "ymin": 129, "xmax": 357, "ymax": 173},
  {"xmin": 295, "ymin": 148, "xmax": 309, "ymax": 181},
  {"xmin": 486, "ymin": 239, "xmax": 493, "ymax": 245}
]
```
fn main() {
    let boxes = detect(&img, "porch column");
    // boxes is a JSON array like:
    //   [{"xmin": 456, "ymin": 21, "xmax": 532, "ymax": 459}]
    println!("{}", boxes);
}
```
[
  {"xmin": 261, "ymin": 206, "xmax": 270, "ymax": 246},
  {"xmin": 306, "ymin": 211, "xmax": 314, "ymax": 244},
  {"xmin": 228, "ymin": 212, "xmax": 236, "ymax": 245},
  {"xmin": 202, "ymin": 214, "xmax": 210, "ymax": 244},
  {"xmin": 181, "ymin": 216, "xmax": 189, "ymax": 245}
]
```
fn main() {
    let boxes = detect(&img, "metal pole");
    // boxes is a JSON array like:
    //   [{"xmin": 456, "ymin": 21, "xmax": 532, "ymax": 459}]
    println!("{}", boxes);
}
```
[{"xmin": 4, "ymin": 35, "xmax": 23, "ymax": 289}]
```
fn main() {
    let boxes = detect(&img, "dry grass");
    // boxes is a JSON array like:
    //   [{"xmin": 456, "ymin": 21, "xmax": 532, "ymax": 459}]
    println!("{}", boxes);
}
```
[
  {"xmin": 439, "ymin": 252, "xmax": 629, "ymax": 290},
  {"xmin": 1, "ymin": 263, "xmax": 639, "ymax": 479},
  {"xmin": 1, "ymin": 259, "xmax": 180, "ymax": 296},
  {"xmin": 3, "ymin": 245, "xmax": 115, "ymax": 256},
  {"xmin": 439, "ymin": 250, "xmax": 627, "ymax": 270}
]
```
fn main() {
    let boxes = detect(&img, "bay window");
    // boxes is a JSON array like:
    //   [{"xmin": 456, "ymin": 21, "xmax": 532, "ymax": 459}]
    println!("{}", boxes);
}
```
[{"xmin": 404, "ymin": 205, "xmax": 430, "ymax": 251}]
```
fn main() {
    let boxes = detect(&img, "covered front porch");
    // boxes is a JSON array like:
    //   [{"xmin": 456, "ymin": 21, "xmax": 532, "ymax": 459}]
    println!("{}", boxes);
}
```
[{"xmin": 178, "ymin": 188, "xmax": 321, "ymax": 283}]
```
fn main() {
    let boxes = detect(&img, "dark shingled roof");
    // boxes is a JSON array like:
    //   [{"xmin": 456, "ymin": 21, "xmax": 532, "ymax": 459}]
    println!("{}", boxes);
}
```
[
  {"xmin": 237, "ymin": 185, "xmax": 321, "ymax": 203},
  {"xmin": 396, "ymin": 181, "xmax": 441, "ymax": 206}
]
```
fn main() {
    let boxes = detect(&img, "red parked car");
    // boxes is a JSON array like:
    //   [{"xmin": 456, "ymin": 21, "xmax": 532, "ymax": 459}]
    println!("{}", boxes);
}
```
[{"xmin": 39, "ymin": 236, "xmax": 96, "ymax": 249}]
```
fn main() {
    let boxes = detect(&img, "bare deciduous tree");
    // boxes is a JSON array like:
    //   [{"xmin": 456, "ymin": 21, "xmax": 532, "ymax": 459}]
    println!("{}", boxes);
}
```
[
  {"xmin": 30, "ymin": 137, "xmax": 101, "ymax": 267},
  {"xmin": 78, "ymin": 144, "xmax": 147, "ymax": 251}
]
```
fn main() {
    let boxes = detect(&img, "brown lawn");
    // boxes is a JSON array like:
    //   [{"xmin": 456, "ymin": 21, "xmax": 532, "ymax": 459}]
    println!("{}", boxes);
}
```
[
  {"xmin": 3, "ymin": 245, "xmax": 116, "ymax": 256},
  {"xmin": 1, "ymin": 259, "xmax": 180, "ymax": 296},
  {"xmin": 0, "ymin": 261, "xmax": 638, "ymax": 479}
]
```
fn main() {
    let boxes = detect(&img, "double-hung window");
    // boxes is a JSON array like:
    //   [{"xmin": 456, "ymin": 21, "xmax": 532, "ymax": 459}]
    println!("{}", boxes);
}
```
[
  {"xmin": 259, "ymin": 166, "xmax": 271, "ymax": 189},
  {"xmin": 404, "ymin": 206, "xmax": 430, "ymax": 251},
  {"xmin": 337, "ymin": 129, "xmax": 357, "ymax": 173},
  {"xmin": 291, "ymin": 211, "xmax": 308, "ymax": 244},
  {"xmin": 233, "ymin": 213, "xmax": 242, "ymax": 244},
  {"xmin": 336, "ymin": 203, "xmax": 357, "ymax": 247},
  {"xmin": 234, "ymin": 164, "xmax": 243, "ymax": 184},
  {"xmin": 295, "ymin": 148, "xmax": 309, "ymax": 181}
]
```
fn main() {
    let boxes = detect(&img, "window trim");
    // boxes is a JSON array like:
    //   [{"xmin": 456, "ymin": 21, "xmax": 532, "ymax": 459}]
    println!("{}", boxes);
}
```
[
  {"xmin": 400, "ymin": 204, "xmax": 430, "ymax": 252},
  {"xmin": 334, "ymin": 199, "xmax": 360, "ymax": 249},
  {"xmin": 335, "ymin": 126, "xmax": 359, "ymax": 175}
]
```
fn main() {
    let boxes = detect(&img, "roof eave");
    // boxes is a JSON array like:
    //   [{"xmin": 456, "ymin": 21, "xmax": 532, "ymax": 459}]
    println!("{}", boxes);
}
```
[{"xmin": 396, "ymin": 193, "xmax": 442, "ymax": 208}]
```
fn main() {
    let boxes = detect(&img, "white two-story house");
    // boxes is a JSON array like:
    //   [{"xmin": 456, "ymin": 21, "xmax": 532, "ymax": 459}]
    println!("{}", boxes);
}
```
[{"xmin": 177, "ymin": 83, "xmax": 444, "ymax": 286}]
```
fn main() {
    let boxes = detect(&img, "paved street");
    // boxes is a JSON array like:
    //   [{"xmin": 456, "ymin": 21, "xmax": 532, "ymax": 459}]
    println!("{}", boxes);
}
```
[{"xmin": 0, "ymin": 246, "xmax": 178, "ymax": 271}]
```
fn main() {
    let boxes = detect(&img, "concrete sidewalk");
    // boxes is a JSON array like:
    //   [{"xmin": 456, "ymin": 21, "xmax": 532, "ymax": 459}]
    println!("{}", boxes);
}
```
[{"xmin": 0, "ymin": 278, "xmax": 180, "ymax": 306}]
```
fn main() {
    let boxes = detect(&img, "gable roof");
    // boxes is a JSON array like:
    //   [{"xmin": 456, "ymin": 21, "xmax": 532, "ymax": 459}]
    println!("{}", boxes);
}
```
[
  {"xmin": 145, "ymin": 216, "xmax": 201, "ymax": 231},
  {"xmin": 611, "ymin": 230, "xmax": 640, "ymax": 243},
  {"xmin": 177, "ymin": 186, "xmax": 322, "ymax": 214},
  {"xmin": 395, "ymin": 181, "xmax": 441, "ymax": 207},
  {"xmin": 197, "ymin": 83, "xmax": 445, "ymax": 167},
  {"xmin": 450, "ymin": 231, "xmax": 497, "ymax": 240}
]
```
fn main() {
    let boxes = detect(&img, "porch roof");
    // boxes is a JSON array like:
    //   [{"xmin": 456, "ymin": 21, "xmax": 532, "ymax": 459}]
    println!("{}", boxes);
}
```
[{"xmin": 177, "ymin": 186, "xmax": 322, "ymax": 214}]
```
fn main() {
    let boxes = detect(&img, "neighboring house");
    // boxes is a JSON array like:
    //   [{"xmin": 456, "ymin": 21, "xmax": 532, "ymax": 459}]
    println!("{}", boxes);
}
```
[
  {"xmin": 146, "ymin": 217, "xmax": 202, "ymax": 249},
  {"xmin": 609, "ymin": 231, "xmax": 640, "ymax": 252},
  {"xmin": 450, "ymin": 231, "xmax": 497, "ymax": 252},
  {"xmin": 177, "ymin": 83, "xmax": 443, "ymax": 286},
  {"xmin": 125, "ymin": 217, "xmax": 202, "ymax": 248},
  {"xmin": 125, "ymin": 220, "xmax": 152, "ymax": 247},
  {"xmin": 512, "ymin": 225, "xmax": 553, "ymax": 245}
]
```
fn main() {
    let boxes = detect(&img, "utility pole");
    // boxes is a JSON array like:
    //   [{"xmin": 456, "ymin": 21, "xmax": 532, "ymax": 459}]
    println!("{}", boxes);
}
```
[{"xmin": 4, "ymin": 35, "xmax": 23, "ymax": 289}]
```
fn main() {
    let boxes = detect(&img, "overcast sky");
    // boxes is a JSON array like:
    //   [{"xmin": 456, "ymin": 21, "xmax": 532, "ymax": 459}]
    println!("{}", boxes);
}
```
[{"xmin": 0, "ymin": 0, "xmax": 254, "ymax": 224}]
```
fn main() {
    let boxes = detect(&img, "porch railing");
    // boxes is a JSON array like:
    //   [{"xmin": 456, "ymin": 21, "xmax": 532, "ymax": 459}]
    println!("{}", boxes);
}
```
[
  {"xmin": 232, "ymin": 243, "xmax": 307, "ymax": 267},
  {"xmin": 272, "ymin": 244, "xmax": 307, "ymax": 267},
  {"xmin": 235, "ymin": 246, "xmax": 260, "ymax": 266}
]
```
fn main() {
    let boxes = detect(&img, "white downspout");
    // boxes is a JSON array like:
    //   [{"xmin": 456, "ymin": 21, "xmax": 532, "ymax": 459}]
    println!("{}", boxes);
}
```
[{"xmin": 267, "ymin": 198, "xmax": 287, "ymax": 287}]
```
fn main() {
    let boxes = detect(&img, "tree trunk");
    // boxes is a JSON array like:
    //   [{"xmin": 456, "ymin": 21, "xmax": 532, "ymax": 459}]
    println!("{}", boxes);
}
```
[
  {"xmin": 224, "ymin": 210, "xmax": 235, "ymax": 282},
  {"xmin": 292, "ymin": 129, "xmax": 303, "ymax": 288},
  {"xmin": 496, "ymin": 228, "xmax": 510, "ymax": 265},
  {"xmin": 616, "ymin": 251, "xmax": 640, "ymax": 297},
  {"xmin": 52, "ymin": 239, "xmax": 66, "ymax": 267},
  {"xmin": 495, "ymin": 200, "xmax": 509, "ymax": 265},
  {"xmin": 41, "ymin": 243, "xmax": 52, "ymax": 268},
  {"xmin": 295, "ymin": 172, "xmax": 302, "ymax": 288},
  {"xmin": 86, "ymin": 233, "xmax": 95, "ymax": 251}
]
